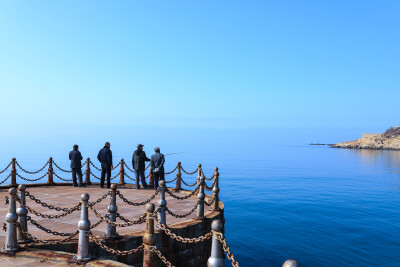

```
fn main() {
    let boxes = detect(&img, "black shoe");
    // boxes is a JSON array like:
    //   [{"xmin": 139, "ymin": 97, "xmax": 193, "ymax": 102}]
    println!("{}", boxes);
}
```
[
  {"xmin": 100, "ymin": 186, "xmax": 104, "ymax": 188},
  {"xmin": 73, "ymin": 184, "xmax": 78, "ymax": 187},
  {"xmin": 79, "ymin": 185, "xmax": 86, "ymax": 188}
]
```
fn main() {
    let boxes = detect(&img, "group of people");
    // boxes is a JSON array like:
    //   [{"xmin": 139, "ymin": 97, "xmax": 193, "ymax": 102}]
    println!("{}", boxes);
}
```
[{"xmin": 68, "ymin": 142, "xmax": 165, "ymax": 189}]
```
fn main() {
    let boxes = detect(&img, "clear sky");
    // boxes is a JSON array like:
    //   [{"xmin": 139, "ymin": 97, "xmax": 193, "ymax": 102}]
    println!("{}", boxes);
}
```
[{"xmin": 0, "ymin": 1, "xmax": 399, "ymax": 147}]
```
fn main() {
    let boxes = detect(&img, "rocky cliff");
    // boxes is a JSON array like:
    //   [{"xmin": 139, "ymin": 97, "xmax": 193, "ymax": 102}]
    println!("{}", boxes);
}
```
[{"xmin": 333, "ymin": 127, "xmax": 400, "ymax": 150}]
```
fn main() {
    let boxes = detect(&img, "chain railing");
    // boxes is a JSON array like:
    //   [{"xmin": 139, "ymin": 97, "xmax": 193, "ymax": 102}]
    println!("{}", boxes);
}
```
[
  {"xmin": 0, "ymin": 161, "xmax": 12, "ymax": 174},
  {"xmin": 150, "ymin": 246, "xmax": 175, "ymax": 267},
  {"xmin": 89, "ymin": 231, "xmax": 144, "ymax": 256},
  {"xmin": 181, "ymin": 178, "xmax": 197, "ymax": 187},
  {"xmin": 53, "ymin": 171, "xmax": 73, "ymax": 182},
  {"xmin": 0, "ymin": 173, "xmax": 12, "ymax": 185},
  {"xmin": 214, "ymin": 231, "xmax": 239, "ymax": 267},
  {"xmin": 16, "ymin": 172, "xmax": 49, "ymax": 182},
  {"xmin": 116, "ymin": 188, "xmax": 160, "ymax": 206},
  {"xmin": 88, "ymin": 204, "xmax": 146, "ymax": 227},
  {"xmin": 166, "ymin": 200, "xmax": 200, "ymax": 218},
  {"xmin": 15, "ymin": 161, "xmax": 49, "ymax": 174},
  {"xmin": 165, "ymin": 186, "xmax": 199, "ymax": 200},
  {"xmin": 52, "ymin": 161, "xmax": 72, "ymax": 173},
  {"xmin": 180, "ymin": 166, "xmax": 198, "ymax": 175}
]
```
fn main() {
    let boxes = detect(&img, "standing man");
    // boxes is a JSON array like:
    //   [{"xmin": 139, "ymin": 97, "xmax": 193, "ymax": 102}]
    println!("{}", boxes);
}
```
[
  {"xmin": 150, "ymin": 147, "xmax": 165, "ymax": 190},
  {"xmin": 69, "ymin": 144, "xmax": 85, "ymax": 187},
  {"xmin": 97, "ymin": 142, "xmax": 113, "ymax": 189},
  {"xmin": 132, "ymin": 144, "xmax": 150, "ymax": 189}
]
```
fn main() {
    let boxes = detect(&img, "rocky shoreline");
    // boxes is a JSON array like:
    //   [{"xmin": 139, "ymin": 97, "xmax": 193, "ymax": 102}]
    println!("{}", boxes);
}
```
[{"xmin": 332, "ymin": 128, "xmax": 400, "ymax": 150}]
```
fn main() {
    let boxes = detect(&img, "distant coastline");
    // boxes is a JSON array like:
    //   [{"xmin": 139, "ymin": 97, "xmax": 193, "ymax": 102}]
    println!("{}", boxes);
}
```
[{"xmin": 331, "ymin": 127, "xmax": 400, "ymax": 150}]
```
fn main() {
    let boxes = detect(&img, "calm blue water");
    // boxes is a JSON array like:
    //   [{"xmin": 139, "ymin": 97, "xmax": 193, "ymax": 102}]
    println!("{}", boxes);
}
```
[{"xmin": 0, "ymin": 141, "xmax": 400, "ymax": 266}]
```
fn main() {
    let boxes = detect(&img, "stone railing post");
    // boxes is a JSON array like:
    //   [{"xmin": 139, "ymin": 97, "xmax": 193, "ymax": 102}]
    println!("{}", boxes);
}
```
[
  {"xmin": 75, "ymin": 193, "xmax": 91, "ymax": 262},
  {"xmin": 207, "ymin": 220, "xmax": 224, "ymax": 267},
  {"xmin": 197, "ymin": 164, "xmax": 202, "ymax": 187},
  {"xmin": 143, "ymin": 203, "xmax": 155, "ymax": 267},
  {"xmin": 10, "ymin": 158, "xmax": 16, "ymax": 187},
  {"xmin": 47, "ymin": 157, "xmax": 54, "ymax": 185},
  {"xmin": 158, "ymin": 180, "xmax": 167, "ymax": 225},
  {"xmin": 119, "ymin": 159, "xmax": 125, "ymax": 185},
  {"xmin": 212, "ymin": 167, "xmax": 220, "ymax": 211},
  {"xmin": 16, "ymin": 185, "xmax": 28, "ymax": 243},
  {"xmin": 196, "ymin": 176, "xmax": 205, "ymax": 220},
  {"xmin": 85, "ymin": 158, "xmax": 91, "ymax": 185},
  {"xmin": 174, "ymin": 162, "xmax": 182, "ymax": 192},
  {"xmin": 105, "ymin": 184, "xmax": 118, "ymax": 239},
  {"xmin": 283, "ymin": 259, "xmax": 299, "ymax": 267},
  {"xmin": 2, "ymin": 188, "xmax": 19, "ymax": 253}
]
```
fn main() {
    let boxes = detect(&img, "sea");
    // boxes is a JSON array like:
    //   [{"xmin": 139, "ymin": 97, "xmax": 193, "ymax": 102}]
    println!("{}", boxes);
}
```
[{"xmin": 0, "ymin": 131, "xmax": 399, "ymax": 267}]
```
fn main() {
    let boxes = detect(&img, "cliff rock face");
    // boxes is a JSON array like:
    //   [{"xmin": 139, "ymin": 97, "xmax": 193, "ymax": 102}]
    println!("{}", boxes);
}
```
[{"xmin": 333, "ymin": 133, "xmax": 400, "ymax": 150}]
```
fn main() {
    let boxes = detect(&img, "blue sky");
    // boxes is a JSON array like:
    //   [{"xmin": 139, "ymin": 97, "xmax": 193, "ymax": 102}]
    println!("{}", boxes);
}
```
[{"xmin": 0, "ymin": 1, "xmax": 399, "ymax": 146}]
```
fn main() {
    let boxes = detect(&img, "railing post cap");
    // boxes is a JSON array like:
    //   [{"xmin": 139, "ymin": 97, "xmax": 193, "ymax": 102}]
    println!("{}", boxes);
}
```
[
  {"xmin": 18, "ymin": 184, "xmax": 26, "ymax": 191},
  {"xmin": 146, "ymin": 203, "xmax": 155, "ymax": 212},
  {"xmin": 9, "ymin": 188, "xmax": 17, "ymax": 195},
  {"xmin": 160, "ymin": 180, "xmax": 165, "ymax": 187},
  {"xmin": 214, "ymin": 167, "xmax": 218, "ymax": 172},
  {"xmin": 120, "ymin": 158, "xmax": 124, "ymax": 162},
  {"xmin": 12, "ymin": 158, "xmax": 16, "ymax": 161},
  {"xmin": 283, "ymin": 259, "xmax": 299, "ymax": 267},
  {"xmin": 87, "ymin": 157, "xmax": 90, "ymax": 160},
  {"xmin": 198, "ymin": 164, "xmax": 202, "ymax": 168},
  {"xmin": 49, "ymin": 156, "xmax": 53, "ymax": 160},
  {"xmin": 111, "ymin": 184, "xmax": 117, "ymax": 190},
  {"xmin": 81, "ymin": 193, "xmax": 90, "ymax": 201},
  {"xmin": 178, "ymin": 161, "xmax": 181, "ymax": 165},
  {"xmin": 211, "ymin": 220, "xmax": 223, "ymax": 232}
]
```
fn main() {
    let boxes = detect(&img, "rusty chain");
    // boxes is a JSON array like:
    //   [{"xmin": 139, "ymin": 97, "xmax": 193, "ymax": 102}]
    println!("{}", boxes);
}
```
[
  {"xmin": 165, "ymin": 186, "xmax": 199, "ymax": 200},
  {"xmin": 204, "ymin": 197, "xmax": 215, "ymax": 207},
  {"xmin": 165, "ymin": 176, "xmax": 178, "ymax": 183},
  {"xmin": 204, "ymin": 179, "xmax": 216, "ymax": 191},
  {"xmin": 201, "ymin": 170, "xmax": 215, "ymax": 181},
  {"xmin": 145, "ymin": 163, "xmax": 151, "ymax": 170},
  {"xmin": 116, "ymin": 188, "xmax": 160, "ymax": 206},
  {"xmin": 214, "ymin": 231, "xmax": 239, "ymax": 267},
  {"xmin": 180, "ymin": 166, "xmax": 198, "ymax": 175},
  {"xmin": 25, "ymin": 191, "xmax": 78, "ymax": 212},
  {"xmin": 111, "ymin": 162, "xmax": 121, "ymax": 170},
  {"xmin": 90, "ymin": 171, "xmax": 101, "ymax": 180},
  {"xmin": 154, "ymin": 216, "xmax": 212, "ymax": 243},
  {"xmin": 89, "ymin": 231, "xmax": 144, "ymax": 255},
  {"xmin": 145, "ymin": 172, "xmax": 150, "ymax": 178},
  {"xmin": 116, "ymin": 213, "xmax": 146, "ymax": 224},
  {"xmin": 15, "ymin": 196, "xmax": 81, "ymax": 219},
  {"xmin": 165, "ymin": 165, "xmax": 178, "ymax": 175},
  {"xmin": 52, "ymin": 161, "xmax": 72, "ymax": 173},
  {"xmin": 53, "ymin": 171, "xmax": 74, "ymax": 182},
  {"xmin": 24, "ymin": 230, "xmax": 79, "ymax": 245},
  {"xmin": 123, "ymin": 162, "xmax": 135, "ymax": 172},
  {"xmin": 0, "ymin": 173, "xmax": 12, "ymax": 185},
  {"xmin": 88, "ymin": 204, "xmax": 146, "ymax": 227},
  {"xmin": 17, "ymin": 172, "xmax": 48, "ymax": 182},
  {"xmin": 181, "ymin": 178, "xmax": 197, "ymax": 187},
  {"xmin": 165, "ymin": 200, "xmax": 200, "ymax": 218},
  {"xmin": 90, "ymin": 191, "xmax": 110, "ymax": 206},
  {"xmin": 0, "ymin": 161, "xmax": 12, "ymax": 174},
  {"xmin": 15, "ymin": 160, "xmax": 49, "ymax": 174},
  {"xmin": 124, "ymin": 172, "xmax": 134, "ymax": 181},
  {"xmin": 90, "ymin": 161, "xmax": 102, "ymax": 171},
  {"xmin": 110, "ymin": 172, "xmax": 120, "ymax": 180},
  {"xmin": 27, "ymin": 216, "xmax": 73, "ymax": 236},
  {"xmin": 150, "ymin": 246, "xmax": 175, "ymax": 267}
]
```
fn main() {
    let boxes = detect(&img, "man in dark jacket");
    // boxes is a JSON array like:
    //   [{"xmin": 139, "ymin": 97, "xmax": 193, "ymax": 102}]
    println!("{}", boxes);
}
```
[
  {"xmin": 132, "ymin": 144, "xmax": 150, "ymax": 189},
  {"xmin": 150, "ymin": 147, "xmax": 165, "ymax": 190},
  {"xmin": 69, "ymin": 144, "xmax": 85, "ymax": 187},
  {"xmin": 97, "ymin": 142, "xmax": 113, "ymax": 188}
]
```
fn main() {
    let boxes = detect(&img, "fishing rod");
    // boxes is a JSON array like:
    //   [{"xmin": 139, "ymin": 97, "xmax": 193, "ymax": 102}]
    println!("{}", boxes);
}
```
[{"xmin": 164, "ymin": 152, "xmax": 185, "ymax": 157}]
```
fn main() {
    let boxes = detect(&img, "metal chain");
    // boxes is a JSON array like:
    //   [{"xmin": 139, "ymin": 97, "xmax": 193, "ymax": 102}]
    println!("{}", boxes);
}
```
[
  {"xmin": 16, "ymin": 172, "xmax": 48, "ymax": 182},
  {"xmin": 165, "ymin": 176, "xmax": 178, "ymax": 183},
  {"xmin": 165, "ymin": 165, "xmax": 178, "ymax": 175},
  {"xmin": 0, "ymin": 161, "xmax": 12, "ymax": 174},
  {"xmin": 16, "ymin": 196, "xmax": 80, "ymax": 219},
  {"xmin": 110, "ymin": 172, "xmax": 120, "ymax": 181},
  {"xmin": 145, "ymin": 172, "xmax": 150, "ymax": 178},
  {"xmin": 52, "ymin": 161, "xmax": 72, "ymax": 173},
  {"xmin": 123, "ymin": 162, "xmax": 135, "ymax": 172},
  {"xmin": 165, "ymin": 186, "xmax": 199, "ymax": 200},
  {"xmin": 180, "ymin": 166, "xmax": 198, "ymax": 175},
  {"xmin": 91, "ymin": 192, "xmax": 110, "ymax": 206},
  {"xmin": 150, "ymin": 246, "xmax": 175, "ymax": 267},
  {"xmin": 154, "ymin": 215, "xmax": 212, "ymax": 243},
  {"xmin": 214, "ymin": 231, "xmax": 239, "ymax": 267},
  {"xmin": 111, "ymin": 162, "xmax": 121, "ymax": 170},
  {"xmin": 181, "ymin": 178, "xmax": 197, "ymax": 187},
  {"xmin": 25, "ymin": 191, "xmax": 77, "ymax": 212},
  {"xmin": 116, "ymin": 213, "xmax": 146, "ymax": 224},
  {"xmin": 90, "ymin": 161, "xmax": 102, "ymax": 171},
  {"xmin": 88, "ymin": 205, "xmax": 146, "ymax": 227},
  {"xmin": 124, "ymin": 172, "xmax": 135, "ymax": 181},
  {"xmin": 165, "ymin": 200, "xmax": 199, "ymax": 218},
  {"xmin": 89, "ymin": 231, "xmax": 144, "ymax": 256},
  {"xmin": 201, "ymin": 170, "xmax": 215, "ymax": 181},
  {"xmin": 24, "ymin": 230, "xmax": 79, "ymax": 245},
  {"xmin": 145, "ymin": 163, "xmax": 151, "ymax": 170},
  {"xmin": 52, "ymin": 171, "xmax": 74, "ymax": 182},
  {"xmin": 0, "ymin": 173, "xmax": 12, "ymax": 185},
  {"xmin": 90, "ymin": 171, "xmax": 101, "ymax": 180},
  {"xmin": 27, "ymin": 216, "xmax": 73, "ymax": 236},
  {"xmin": 15, "ymin": 160, "xmax": 49, "ymax": 174},
  {"xmin": 116, "ymin": 188, "xmax": 160, "ymax": 206},
  {"xmin": 204, "ymin": 197, "xmax": 215, "ymax": 207},
  {"xmin": 204, "ymin": 179, "xmax": 216, "ymax": 191}
]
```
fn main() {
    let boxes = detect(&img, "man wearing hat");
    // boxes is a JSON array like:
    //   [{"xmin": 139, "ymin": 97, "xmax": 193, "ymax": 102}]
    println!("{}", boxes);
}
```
[
  {"xmin": 132, "ymin": 144, "xmax": 150, "ymax": 189},
  {"xmin": 69, "ymin": 144, "xmax": 85, "ymax": 187},
  {"xmin": 150, "ymin": 147, "xmax": 165, "ymax": 190}
]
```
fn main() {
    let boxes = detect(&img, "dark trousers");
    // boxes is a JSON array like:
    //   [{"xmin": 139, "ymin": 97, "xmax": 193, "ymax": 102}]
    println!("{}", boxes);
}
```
[
  {"xmin": 100, "ymin": 162, "xmax": 111, "ymax": 188},
  {"xmin": 72, "ymin": 168, "xmax": 83, "ymax": 186},
  {"xmin": 135, "ymin": 170, "xmax": 148, "ymax": 189},
  {"xmin": 153, "ymin": 172, "xmax": 165, "ymax": 190}
]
